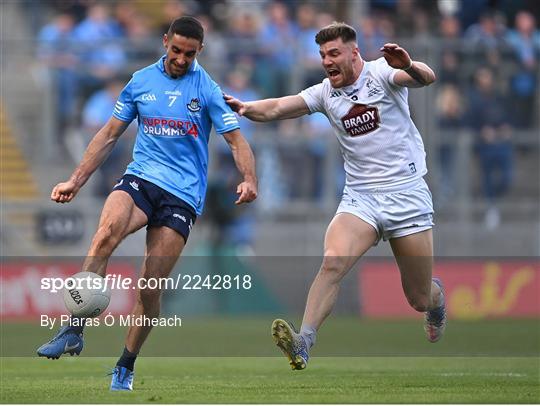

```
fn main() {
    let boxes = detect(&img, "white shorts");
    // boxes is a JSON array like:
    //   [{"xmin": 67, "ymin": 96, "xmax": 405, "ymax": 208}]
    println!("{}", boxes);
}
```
[{"xmin": 336, "ymin": 178, "xmax": 434, "ymax": 244}]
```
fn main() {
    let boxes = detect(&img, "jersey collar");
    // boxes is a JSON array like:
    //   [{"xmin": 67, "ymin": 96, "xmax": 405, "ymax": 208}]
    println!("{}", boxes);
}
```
[
  {"xmin": 157, "ymin": 55, "xmax": 199, "ymax": 78},
  {"xmin": 340, "ymin": 63, "xmax": 367, "ymax": 94}
]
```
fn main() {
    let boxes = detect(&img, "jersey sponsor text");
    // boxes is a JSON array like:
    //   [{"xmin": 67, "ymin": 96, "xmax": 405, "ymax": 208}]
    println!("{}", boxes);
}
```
[
  {"xmin": 142, "ymin": 117, "xmax": 199, "ymax": 138},
  {"xmin": 341, "ymin": 104, "xmax": 380, "ymax": 136}
]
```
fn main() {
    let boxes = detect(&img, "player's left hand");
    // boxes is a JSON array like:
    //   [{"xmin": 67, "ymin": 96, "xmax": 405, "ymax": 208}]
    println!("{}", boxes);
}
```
[
  {"xmin": 380, "ymin": 43, "xmax": 412, "ymax": 70},
  {"xmin": 235, "ymin": 180, "xmax": 258, "ymax": 205}
]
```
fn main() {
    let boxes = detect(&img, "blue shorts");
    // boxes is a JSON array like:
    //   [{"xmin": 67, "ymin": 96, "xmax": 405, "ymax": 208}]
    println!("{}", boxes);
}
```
[{"xmin": 113, "ymin": 174, "xmax": 197, "ymax": 242}]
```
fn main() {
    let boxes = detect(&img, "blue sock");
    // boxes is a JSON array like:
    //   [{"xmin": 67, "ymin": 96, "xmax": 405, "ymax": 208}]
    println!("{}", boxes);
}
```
[
  {"xmin": 300, "ymin": 325, "xmax": 317, "ymax": 349},
  {"xmin": 69, "ymin": 316, "xmax": 85, "ymax": 335}
]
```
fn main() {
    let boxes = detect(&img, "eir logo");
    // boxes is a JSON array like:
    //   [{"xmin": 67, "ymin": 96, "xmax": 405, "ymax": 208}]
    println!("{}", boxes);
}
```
[{"xmin": 341, "ymin": 104, "xmax": 380, "ymax": 137}]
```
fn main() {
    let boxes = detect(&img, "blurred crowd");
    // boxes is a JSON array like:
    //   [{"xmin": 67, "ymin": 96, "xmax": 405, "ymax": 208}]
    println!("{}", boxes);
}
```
[{"xmin": 27, "ymin": 0, "xmax": 540, "ymax": 241}]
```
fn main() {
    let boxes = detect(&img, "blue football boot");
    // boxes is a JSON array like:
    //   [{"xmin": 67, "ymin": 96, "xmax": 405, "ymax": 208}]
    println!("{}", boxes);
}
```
[
  {"xmin": 271, "ymin": 319, "xmax": 309, "ymax": 370},
  {"xmin": 37, "ymin": 325, "xmax": 83, "ymax": 359},
  {"xmin": 424, "ymin": 277, "xmax": 447, "ymax": 343},
  {"xmin": 110, "ymin": 366, "xmax": 134, "ymax": 391}
]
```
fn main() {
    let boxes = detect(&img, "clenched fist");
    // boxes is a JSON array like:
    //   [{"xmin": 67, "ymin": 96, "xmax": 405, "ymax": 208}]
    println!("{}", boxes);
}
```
[{"xmin": 51, "ymin": 179, "xmax": 80, "ymax": 203}]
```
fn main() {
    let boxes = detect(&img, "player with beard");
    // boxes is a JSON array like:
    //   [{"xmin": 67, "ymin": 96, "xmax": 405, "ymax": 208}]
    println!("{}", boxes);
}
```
[{"xmin": 224, "ymin": 22, "xmax": 445, "ymax": 370}]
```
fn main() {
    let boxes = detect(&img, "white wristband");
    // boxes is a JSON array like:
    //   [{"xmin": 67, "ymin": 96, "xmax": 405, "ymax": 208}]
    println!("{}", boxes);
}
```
[
  {"xmin": 401, "ymin": 59, "xmax": 413, "ymax": 71},
  {"xmin": 403, "ymin": 61, "xmax": 413, "ymax": 71}
]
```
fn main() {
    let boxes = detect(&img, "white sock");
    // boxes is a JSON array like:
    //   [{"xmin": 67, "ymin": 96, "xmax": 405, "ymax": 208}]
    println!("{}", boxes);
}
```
[
  {"xmin": 433, "ymin": 281, "xmax": 444, "ymax": 307},
  {"xmin": 300, "ymin": 325, "xmax": 317, "ymax": 349}
]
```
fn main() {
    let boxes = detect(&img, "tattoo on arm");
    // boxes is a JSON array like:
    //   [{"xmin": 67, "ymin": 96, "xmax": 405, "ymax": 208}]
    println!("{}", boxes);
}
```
[{"xmin": 404, "ymin": 65, "xmax": 429, "ymax": 86}]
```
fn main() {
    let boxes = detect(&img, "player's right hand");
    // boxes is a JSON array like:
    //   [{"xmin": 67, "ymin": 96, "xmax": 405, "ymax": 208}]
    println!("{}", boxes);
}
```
[
  {"xmin": 50, "ymin": 180, "xmax": 79, "ymax": 203},
  {"xmin": 223, "ymin": 94, "xmax": 247, "ymax": 116}
]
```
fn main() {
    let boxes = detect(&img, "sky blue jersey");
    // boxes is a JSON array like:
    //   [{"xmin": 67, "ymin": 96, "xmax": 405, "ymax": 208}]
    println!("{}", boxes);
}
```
[{"xmin": 112, "ymin": 56, "xmax": 240, "ymax": 215}]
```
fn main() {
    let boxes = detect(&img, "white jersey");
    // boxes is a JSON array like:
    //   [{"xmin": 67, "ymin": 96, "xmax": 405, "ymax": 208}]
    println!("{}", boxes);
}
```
[{"xmin": 299, "ymin": 57, "xmax": 427, "ymax": 192}]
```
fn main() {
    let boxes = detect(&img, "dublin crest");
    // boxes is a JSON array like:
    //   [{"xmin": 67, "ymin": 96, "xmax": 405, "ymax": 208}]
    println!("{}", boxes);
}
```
[{"xmin": 187, "ymin": 98, "xmax": 201, "ymax": 112}]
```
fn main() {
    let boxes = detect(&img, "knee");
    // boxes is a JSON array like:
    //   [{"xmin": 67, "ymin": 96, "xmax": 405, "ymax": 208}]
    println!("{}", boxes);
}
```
[
  {"xmin": 407, "ymin": 295, "xmax": 430, "ymax": 313},
  {"xmin": 92, "ymin": 221, "xmax": 122, "ymax": 254},
  {"xmin": 320, "ymin": 251, "xmax": 349, "ymax": 280}
]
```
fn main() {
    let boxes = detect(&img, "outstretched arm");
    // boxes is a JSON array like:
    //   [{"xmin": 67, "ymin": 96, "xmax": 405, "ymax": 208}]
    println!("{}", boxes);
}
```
[
  {"xmin": 222, "ymin": 129, "xmax": 258, "ymax": 205},
  {"xmin": 223, "ymin": 94, "xmax": 310, "ymax": 122},
  {"xmin": 380, "ymin": 43, "xmax": 436, "ymax": 88},
  {"xmin": 51, "ymin": 116, "xmax": 130, "ymax": 203}
]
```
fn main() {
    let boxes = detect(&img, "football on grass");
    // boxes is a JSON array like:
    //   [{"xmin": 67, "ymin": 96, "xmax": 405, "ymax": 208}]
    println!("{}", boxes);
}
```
[{"xmin": 63, "ymin": 271, "xmax": 111, "ymax": 318}]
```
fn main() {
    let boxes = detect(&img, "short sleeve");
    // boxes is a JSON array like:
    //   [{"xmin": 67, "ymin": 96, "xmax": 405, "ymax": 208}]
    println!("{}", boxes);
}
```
[
  {"xmin": 299, "ymin": 83, "xmax": 325, "ymax": 114},
  {"xmin": 112, "ymin": 77, "xmax": 137, "ymax": 123},
  {"xmin": 375, "ymin": 58, "xmax": 400, "ymax": 87},
  {"xmin": 208, "ymin": 84, "xmax": 240, "ymax": 134}
]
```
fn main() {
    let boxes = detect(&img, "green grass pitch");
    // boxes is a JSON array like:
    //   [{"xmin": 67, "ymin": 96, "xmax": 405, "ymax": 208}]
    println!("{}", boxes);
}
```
[
  {"xmin": 1, "ymin": 357, "xmax": 539, "ymax": 403},
  {"xmin": 1, "ymin": 318, "xmax": 539, "ymax": 403}
]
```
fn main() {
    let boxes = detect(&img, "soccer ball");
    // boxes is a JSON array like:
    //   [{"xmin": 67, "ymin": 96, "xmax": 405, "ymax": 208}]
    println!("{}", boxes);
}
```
[{"xmin": 63, "ymin": 271, "xmax": 111, "ymax": 318}]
